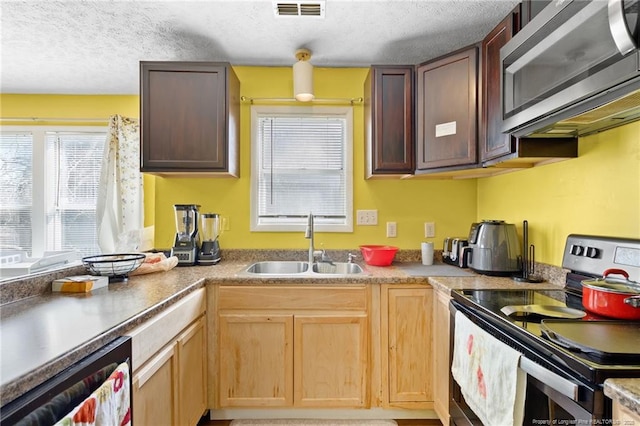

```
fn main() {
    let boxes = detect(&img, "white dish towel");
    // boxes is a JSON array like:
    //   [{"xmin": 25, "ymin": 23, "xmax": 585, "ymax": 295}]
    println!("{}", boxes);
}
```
[{"xmin": 451, "ymin": 311, "xmax": 526, "ymax": 426}]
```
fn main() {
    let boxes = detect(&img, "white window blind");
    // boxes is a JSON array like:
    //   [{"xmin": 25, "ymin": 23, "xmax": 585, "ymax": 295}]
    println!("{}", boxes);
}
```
[
  {"xmin": 0, "ymin": 133, "xmax": 33, "ymax": 251},
  {"xmin": 251, "ymin": 106, "xmax": 353, "ymax": 232},
  {"xmin": 45, "ymin": 132, "xmax": 105, "ymax": 257},
  {"xmin": 0, "ymin": 128, "xmax": 106, "ymax": 258}
]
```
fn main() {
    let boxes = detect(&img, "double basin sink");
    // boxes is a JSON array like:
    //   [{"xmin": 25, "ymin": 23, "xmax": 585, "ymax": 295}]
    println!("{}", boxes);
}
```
[{"xmin": 243, "ymin": 261, "xmax": 364, "ymax": 277}]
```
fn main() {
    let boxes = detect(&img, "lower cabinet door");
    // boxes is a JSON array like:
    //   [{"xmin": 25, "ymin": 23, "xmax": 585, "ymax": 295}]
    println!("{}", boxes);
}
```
[
  {"xmin": 294, "ymin": 314, "xmax": 368, "ymax": 408},
  {"xmin": 178, "ymin": 317, "xmax": 207, "ymax": 425},
  {"xmin": 133, "ymin": 344, "xmax": 178, "ymax": 425},
  {"xmin": 383, "ymin": 286, "xmax": 433, "ymax": 406},
  {"xmin": 433, "ymin": 289, "xmax": 452, "ymax": 424},
  {"xmin": 218, "ymin": 313, "xmax": 294, "ymax": 407}
]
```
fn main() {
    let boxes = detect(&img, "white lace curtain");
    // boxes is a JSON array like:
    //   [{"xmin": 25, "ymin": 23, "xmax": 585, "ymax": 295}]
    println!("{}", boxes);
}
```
[{"xmin": 96, "ymin": 115, "xmax": 144, "ymax": 253}]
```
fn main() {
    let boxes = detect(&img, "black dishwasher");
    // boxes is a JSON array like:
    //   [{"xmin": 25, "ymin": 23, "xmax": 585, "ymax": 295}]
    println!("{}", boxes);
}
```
[{"xmin": 1, "ymin": 336, "xmax": 132, "ymax": 425}]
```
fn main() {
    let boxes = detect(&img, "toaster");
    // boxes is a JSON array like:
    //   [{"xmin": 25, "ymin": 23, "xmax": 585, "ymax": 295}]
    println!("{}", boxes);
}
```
[
  {"xmin": 466, "ymin": 220, "xmax": 522, "ymax": 276},
  {"xmin": 443, "ymin": 237, "xmax": 469, "ymax": 268}
]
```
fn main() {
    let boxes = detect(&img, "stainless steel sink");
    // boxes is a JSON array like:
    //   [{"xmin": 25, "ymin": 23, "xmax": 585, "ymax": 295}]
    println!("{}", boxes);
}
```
[
  {"xmin": 242, "ymin": 260, "xmax": 364, "ymax": 277},
  {"xmin": 245, "ymin": 261, "xmax": 309, "ymax": 275},
  {"xmin": 312, "ymin": 262, "xmax": 364, "ymax": 275}
]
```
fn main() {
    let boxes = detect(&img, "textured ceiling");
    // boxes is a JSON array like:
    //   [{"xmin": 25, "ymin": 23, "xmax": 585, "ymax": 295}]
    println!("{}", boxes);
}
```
[{"xmin": 1, "ymin": 0, "xmax": 520, "ymax": 94}]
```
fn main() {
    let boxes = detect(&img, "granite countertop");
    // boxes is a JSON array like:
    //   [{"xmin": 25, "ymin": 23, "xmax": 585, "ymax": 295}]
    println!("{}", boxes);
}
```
[
  {"xmin": 604, "ymin": 378, "xmax": 640, "ymax": 417},
  {"xmin": 0, "ymin": 252, "xmax": 568, "ymax": 407}
]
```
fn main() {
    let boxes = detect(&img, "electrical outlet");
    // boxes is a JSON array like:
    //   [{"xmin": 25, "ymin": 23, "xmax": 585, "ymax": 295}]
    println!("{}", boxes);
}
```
[
  {"xmin": 424, "ymin": 222, "xmax": 435, "ymax": 238},
  {"xmin": 356, "ymin": 210, "xmax": 378, "ymax": 225},
  {"xmin": 386, "ymin": 221, "xmax": 397, "ymax": 238}
]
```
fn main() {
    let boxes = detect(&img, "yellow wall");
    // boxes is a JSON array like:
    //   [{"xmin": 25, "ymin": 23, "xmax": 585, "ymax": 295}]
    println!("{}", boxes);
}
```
[
  {"xmin": 477, "ymin": 120, "xmax": 640, "ymax": 266},
  {"xmin": 152, "ymin": 66, "xmax": 478, "ymax": 250},
  {"xmin": 0, "ymin": 94, "xmax": 139, "ymax": 122},
  {"xmin": 0, "ymin": 70, "xmax": 479, "ymax": 253},
  {"xmin": 3, "ymin": 71, "xmax": 638, "ymax": 265}
]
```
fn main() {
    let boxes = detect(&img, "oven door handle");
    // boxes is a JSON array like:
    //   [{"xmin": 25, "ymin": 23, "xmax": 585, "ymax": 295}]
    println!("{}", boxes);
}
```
[{"xmin": 519, "ymin": 357, "xmax": 579, "ymax": 401}]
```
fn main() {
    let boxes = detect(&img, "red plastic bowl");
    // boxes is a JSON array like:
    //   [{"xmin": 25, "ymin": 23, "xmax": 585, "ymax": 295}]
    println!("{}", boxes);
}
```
[{"xmin": 359, "ymin": 245, "xmax": 399, "ymax": 266}]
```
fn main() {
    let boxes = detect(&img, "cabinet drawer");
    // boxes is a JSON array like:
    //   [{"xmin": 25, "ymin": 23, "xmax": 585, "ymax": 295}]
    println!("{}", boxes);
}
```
[
  {"xmin": 128, "ymin": 288, "xmax": 205, "ymax": 370},
  {"xmin": 218, "ymin": 286, "xmax": 367, "ymax": 311}
]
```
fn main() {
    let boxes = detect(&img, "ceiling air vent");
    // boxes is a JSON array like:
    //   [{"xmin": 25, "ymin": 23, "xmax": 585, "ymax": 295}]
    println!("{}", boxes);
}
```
[{"xmin": 273, "ymin": 1, "xmax": 325, "ymax": 18}]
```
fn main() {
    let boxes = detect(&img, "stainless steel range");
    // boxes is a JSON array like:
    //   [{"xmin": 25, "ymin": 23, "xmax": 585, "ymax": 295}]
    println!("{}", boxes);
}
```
[{"xmin": 449, "ymin": 234, "xmax": 640, "ymax": 424}]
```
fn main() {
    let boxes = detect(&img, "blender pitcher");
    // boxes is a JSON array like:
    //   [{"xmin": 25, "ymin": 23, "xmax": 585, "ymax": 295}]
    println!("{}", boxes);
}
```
[
  {"xmin": 198, "ymin": 213, "xmax": 222, "ymax": 265},
  {"xmin": 171, "ymin": 204, "xmax": 200, "ymax": 266}
]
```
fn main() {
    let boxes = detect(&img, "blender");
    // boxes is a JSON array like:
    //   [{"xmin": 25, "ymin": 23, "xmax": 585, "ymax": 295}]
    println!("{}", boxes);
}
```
[
  {"xmin": 198, "ymin": 213, "xmax": 222, "ymax": 265},
  {"xmin": 171, "ymin": 204, "xmax": 200, "ymax": 266}
]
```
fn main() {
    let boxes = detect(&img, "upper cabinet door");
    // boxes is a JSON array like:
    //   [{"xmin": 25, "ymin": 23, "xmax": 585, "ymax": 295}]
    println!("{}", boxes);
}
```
[
  {"xmin": 140, "ymin": 61, "xmax": 240, "ymax": 176},
  {"xmin": 364, "ymin": 66, "xmax": 414, "ymax": 177},
  {"xmin": 416, "ymin": 47, "xmax": 478, "ymax": 170},
  {"xmin": 480, "ymin": 6, "xmax": 520, "ymax": 162}
]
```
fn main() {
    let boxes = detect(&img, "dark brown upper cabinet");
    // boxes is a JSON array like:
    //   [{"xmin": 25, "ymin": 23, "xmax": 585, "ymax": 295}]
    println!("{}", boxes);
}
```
[
  {"xmin": 480, "ymin": 6, "xmax": 578, "ymax": 167},
  {"xmin": 480, "ymin": 5, "xmax": 520, "ymax": 162},
  {"xmin": 520, "ymin": 0, "xmax": 551, "ymax": 28},
  {"xmin": 416, "ymin": 46, "xmax": 478, "ymax": 172},
  {"xmin": 140, "ymin": 62, "xmax": 240, "ymax": 176},
  {"xmin": 364, "ymin": 66, "xmax": 414, "ymax": 178}
]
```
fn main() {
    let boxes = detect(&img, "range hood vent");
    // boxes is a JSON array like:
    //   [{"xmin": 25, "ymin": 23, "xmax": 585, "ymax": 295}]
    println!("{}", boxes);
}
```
[
  {"xmin": 274, "ymin": 1, "xmax": 325, "ymax": 17},
  {"xmin": 531, "ymin": 87, "xmax": 640, "ymax": 138}
]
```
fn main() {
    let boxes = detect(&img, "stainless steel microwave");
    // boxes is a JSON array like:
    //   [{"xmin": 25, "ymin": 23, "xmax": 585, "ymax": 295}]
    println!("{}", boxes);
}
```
[{"xmin": 501, "ymin": 0, "xmax": 640, "ymax": 137}]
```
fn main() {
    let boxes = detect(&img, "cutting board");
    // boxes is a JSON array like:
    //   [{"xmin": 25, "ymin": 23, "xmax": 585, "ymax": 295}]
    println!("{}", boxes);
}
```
[{"xmin": 394, "ymin": 262, "xmax": 475, "ymax": 277}]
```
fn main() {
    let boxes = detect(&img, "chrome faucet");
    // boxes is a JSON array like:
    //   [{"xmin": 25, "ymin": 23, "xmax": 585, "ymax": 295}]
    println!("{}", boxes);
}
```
[{"xmin": 305, "ymin": 212, "xmax": 315, "ymax": 265}]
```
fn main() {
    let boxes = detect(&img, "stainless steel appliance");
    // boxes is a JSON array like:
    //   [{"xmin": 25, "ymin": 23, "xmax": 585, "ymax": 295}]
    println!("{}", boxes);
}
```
[
  {"xmin": 449, "ymin": 234, "xmax": 640, "ymax": 425},
  {"xmin": 1, "ymin": 336, "xmax": 132, "ymax": 425},
  {"xmin": 171, "ymin": 204, "xmax": 200, "ymax": 266},
  {"xmin": 198, "ymin": 213, "xmax": 221, "ymax": 265},
  {"xmin": 501, "ymin": 0, "xmax": 640, "ymax": 138},
  {"xmin": 465, "ymin": 220, "xmax": 522, "ymax": 276}
]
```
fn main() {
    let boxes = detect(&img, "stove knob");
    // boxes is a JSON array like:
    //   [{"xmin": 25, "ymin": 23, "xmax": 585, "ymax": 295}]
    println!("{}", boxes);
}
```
[
  {"xmin": 570, "ymin": 244, "xmax": 585, "ymax": 256},
  {"xmin": 586, "ymin": 247, "xmax": 600, "ymax": 258}
]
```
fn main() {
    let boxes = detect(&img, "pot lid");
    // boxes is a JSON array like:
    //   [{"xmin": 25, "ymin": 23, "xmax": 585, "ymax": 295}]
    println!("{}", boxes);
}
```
[{"xmin": 582, "ymin": 280, "xmax": 640, "ymax": 294}]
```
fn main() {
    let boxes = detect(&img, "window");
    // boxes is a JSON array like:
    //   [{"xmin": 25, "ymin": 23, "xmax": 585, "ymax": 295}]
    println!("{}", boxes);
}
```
[
  {"xmin": 250, "ymin": 106, "xmax": 353, "ymax": 232},
  {"xmin": 0, "ymin": 127, "xmax": 107, "ymax": 257}
]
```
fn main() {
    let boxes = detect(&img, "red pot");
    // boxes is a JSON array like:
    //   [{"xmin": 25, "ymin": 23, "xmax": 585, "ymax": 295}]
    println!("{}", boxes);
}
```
[{"xmin": 581, "ymin": 269, "xmax": 640, "ymax": 320}]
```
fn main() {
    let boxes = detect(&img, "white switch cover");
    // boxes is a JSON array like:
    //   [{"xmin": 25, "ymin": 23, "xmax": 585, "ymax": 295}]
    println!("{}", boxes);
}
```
[
  {"xmin": 356, "ymin": 210, "xmax": 378, "ymax": 225},
  {"xmin": 425, "ymin": 222, "xmax": 435, "ymax": 238},
  {"xmin": 386, "ymin": 222, "xmax": 397, "ymax": 238}
]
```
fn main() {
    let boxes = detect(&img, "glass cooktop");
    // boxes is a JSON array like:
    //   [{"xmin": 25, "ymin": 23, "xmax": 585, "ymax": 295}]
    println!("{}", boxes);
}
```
[{"xmin": 451, "ymin": 289, "xmax": 640, "ymax": 382}]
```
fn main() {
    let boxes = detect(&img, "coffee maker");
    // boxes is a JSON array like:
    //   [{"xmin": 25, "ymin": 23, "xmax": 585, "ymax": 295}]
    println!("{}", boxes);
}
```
[
  {"xmin": 198, "ymin": 213, "xmax": 222, "ymax": 265},
  {"xmin": 171, "ymin": 204, "xmax": 200, "ymax": 266}
]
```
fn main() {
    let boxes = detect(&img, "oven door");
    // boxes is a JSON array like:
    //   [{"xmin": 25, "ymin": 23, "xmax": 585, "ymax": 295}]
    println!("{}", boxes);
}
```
[
  {"xmin": 500, "ymin": 0, "xmax": 640, "ymax": 137},
  {"xmin": 449, "ymin": 300, "xmax": 606, "ymax": 425}
]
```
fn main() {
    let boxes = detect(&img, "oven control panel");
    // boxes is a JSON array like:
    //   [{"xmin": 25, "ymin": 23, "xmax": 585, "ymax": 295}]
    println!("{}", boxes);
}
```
[{"xmin": 562, "ymin": 234, "xmax": 640, "ymax": 281}]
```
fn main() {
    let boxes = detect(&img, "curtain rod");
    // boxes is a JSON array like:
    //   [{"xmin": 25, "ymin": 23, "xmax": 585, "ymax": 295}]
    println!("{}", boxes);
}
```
[
  {"xmin": 0, "ymin": 117, "xmax": 110, "ymax": 123},
  {"xmin": 240, "ymin": 96, "xmax": 363, "ymax": 105}
]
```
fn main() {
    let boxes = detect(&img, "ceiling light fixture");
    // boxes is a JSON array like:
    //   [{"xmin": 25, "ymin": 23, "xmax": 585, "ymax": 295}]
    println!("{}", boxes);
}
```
[{"xmin": 293, "ymin": 48, "xmax": 314, "ymax": 102}]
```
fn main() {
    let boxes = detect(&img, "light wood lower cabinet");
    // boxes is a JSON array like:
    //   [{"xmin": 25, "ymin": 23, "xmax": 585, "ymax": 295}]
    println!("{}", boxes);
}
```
[
  {"xmin": 213, "ymin": 285, "xmax": 369, "ymax": 409},
  {"xmin": 612, "ymin": 400, "xmax": 640, "ymax": 424},
  {"xmin": 381, "ymin": 285, "xmax": 433, "ymax": 409},
  {"xmin": 133, "ymin": 344, "xmax": 178, "ymax": 423},
  {"xmin": 129, "ymin": 288, "xmax": 207, "ymax": 426},
  {"xmin": 433, "ymin": 288, "xmax": 451, "ymax": 425},
  {"xmin": 294, "ymin": 314, "xmax": 368, "ymax": 407},
  {"xmin": 218, "ymin": 313, "xmax": 294, "ymax": 407}
]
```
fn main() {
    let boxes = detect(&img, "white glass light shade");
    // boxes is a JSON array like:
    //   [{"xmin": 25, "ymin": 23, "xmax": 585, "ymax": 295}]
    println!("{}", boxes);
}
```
[{"xmin": 293, "ymin": 60, "xmax": 314, "ymax": 102}]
